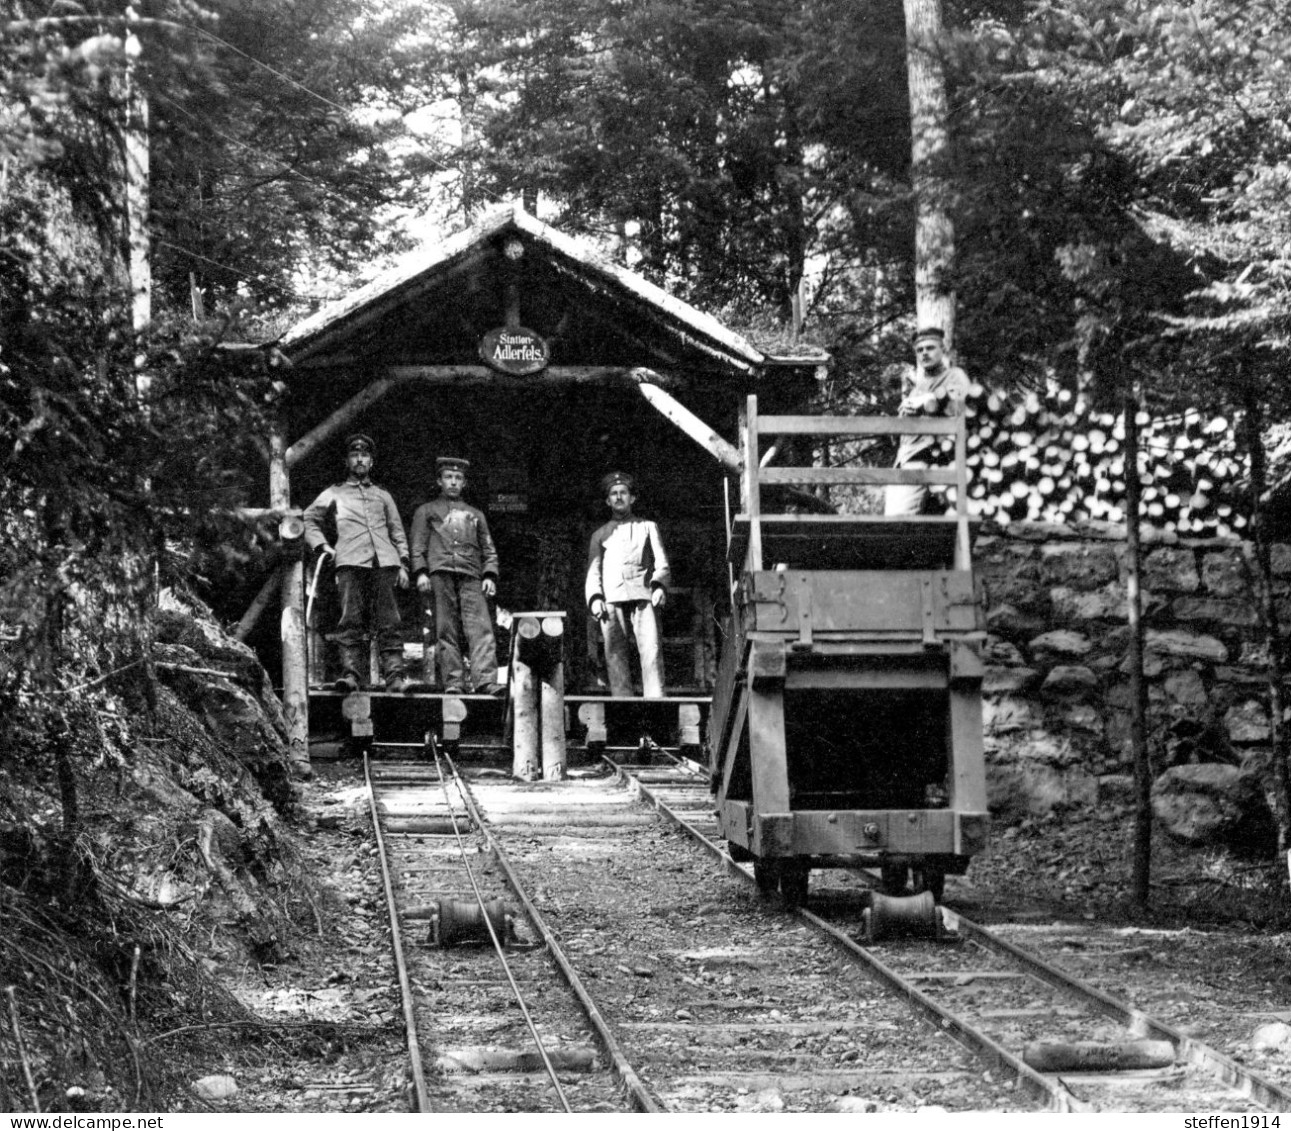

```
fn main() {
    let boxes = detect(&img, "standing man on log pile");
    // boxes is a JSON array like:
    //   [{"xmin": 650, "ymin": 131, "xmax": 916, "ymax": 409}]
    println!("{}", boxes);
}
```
[
  {"xmin": 885, "ymin": 327, "xmax": 970, "ymax": 516},
  {"xmin": 586, "ymin": 472, "xmax": 671, "ymax": 698},
  {"xmin": 409, "ymin": 457, "xmax": 502, "ymax": 695},
  {"xmin": 303, "ymin": 433, "xmax": 411, "ymax": 693}
]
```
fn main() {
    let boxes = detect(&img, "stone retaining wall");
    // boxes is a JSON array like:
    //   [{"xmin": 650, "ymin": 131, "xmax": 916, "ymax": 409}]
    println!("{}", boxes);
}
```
[{"xmin": 975, "ymin": 521, "xmax": 1287, "ymax": 826}]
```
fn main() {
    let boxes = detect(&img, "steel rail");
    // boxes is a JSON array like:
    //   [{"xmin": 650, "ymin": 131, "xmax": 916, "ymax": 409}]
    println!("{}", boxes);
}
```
[
  {"xmin": 362, "ymin": 750, "xmax": 434, "ymax": 1112},
  {"xmin": 440, "ymin": 746, "xmax": 664, "ymax": 1113},
  {"xmin": 425, "ymin": 738, "xmax": 574, "ymax": 1112},
  {"xmin": 614, "ymin": 761, "xmax": 1078, "ymax": 1112},
  {"xmin": 620, "ymin": 760, "xmax": 1291, "ymax": 1114},
  {"xmin": 943, "ymin": 908, "xmax": 1291, "ymax": 1112}
]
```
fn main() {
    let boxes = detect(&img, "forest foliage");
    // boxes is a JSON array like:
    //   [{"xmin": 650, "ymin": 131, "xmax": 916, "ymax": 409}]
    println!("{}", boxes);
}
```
[{"xmin": 5, "ymin": 0, "xmax": 1291, "ymax": 739}]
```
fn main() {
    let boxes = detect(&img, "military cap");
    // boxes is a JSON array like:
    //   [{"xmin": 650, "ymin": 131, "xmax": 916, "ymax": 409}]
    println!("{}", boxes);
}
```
[
  {"xmin": 601, "ymin": 471, "xmax": 635, "ymax": 494},
  {"xmin": 346, "ymin": 432, "xmax": 376, "ymax": 453},
  {"xmin": 912, "ymin": 326, "xmax": 946, "ymax": 344},
  {"xmin": 436, "ymin": 456, "xmax": 471, "ymax": 473}
]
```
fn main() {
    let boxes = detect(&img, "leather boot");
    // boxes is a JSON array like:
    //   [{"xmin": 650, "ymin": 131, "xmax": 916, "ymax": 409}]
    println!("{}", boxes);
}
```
[
  {"xmin": 334, "ymin": 644, "xmax": 364, "ymax": 693},
  {"xmin": 380, "ymin": 649, "xmax": 410, "ymax": 694}
]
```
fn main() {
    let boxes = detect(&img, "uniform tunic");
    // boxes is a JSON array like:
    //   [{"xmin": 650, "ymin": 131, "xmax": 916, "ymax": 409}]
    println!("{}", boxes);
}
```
[
  {"xmin": 585, "ymin": 517, "xmax": 671, "ymax": 698},
  {"xmin": 409, "ymin": 497, "xmax": 499, "ymax": 691},
  {"xmin": 303, "ymin": 477, "xmax": 408, "ymax": 654},
  {"xmin": 885, "ymin": 364, "xmax": 970, "ymax": 517}
]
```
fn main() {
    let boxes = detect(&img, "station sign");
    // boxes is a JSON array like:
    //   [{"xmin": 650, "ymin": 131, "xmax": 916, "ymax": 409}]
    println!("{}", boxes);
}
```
[{"xmin": 480, "ymin": 326, "xmax": 549, "ymax": 376}]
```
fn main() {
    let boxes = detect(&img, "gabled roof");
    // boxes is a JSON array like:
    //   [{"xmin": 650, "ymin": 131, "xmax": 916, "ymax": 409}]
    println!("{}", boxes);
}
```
[{"xmin": 277, "ymin": 204, "xmax": 826, "ymax": 381}]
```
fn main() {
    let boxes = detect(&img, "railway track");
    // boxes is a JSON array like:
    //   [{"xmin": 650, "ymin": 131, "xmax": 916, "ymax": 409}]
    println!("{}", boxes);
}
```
[
  {"xmin": 624, "ymin": 755, "xmax": 1291, "ymax": 1114},
  {"xmin": 364, "ymin": 745, "xmax": 1291, "ymax": 1113}
]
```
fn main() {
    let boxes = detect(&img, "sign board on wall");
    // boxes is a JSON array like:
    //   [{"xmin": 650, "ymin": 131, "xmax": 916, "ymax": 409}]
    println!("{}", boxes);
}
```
[{"xmin": 479, "ymin": 326, "xmax": 549, "ymax": 376}]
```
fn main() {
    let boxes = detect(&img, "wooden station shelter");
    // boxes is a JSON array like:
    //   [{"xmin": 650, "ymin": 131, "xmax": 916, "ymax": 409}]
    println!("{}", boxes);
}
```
[{"xmin": 258, "ymin": 205, "xmax": 828, "ymax": 769}]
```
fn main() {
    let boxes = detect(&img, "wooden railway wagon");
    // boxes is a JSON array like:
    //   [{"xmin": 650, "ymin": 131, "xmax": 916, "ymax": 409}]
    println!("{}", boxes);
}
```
[{"xmin": 708, "ymin": 398, "xmax": 989, "ymax": 905}]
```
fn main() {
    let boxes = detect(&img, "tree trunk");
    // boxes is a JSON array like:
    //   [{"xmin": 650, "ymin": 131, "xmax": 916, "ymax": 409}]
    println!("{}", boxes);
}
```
[
  {"xmin": 903, "ymin": 0, "xmax": 955, "ymax": 341},
  {"xmin": 1241, "ymin": 375, "xmax": 1291, "ymax": 865},
  {"xmin": 1124, "ymin": 389, "xmax": 1151, "ymax": 908}
]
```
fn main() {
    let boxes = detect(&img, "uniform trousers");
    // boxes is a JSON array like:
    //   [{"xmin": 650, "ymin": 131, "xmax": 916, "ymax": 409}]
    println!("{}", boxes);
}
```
[
  {"xmin": 601, "ymin": 599, "xmax": 664, "ymax": 698},
  {"xmin": 430, "ymin": 571, "xmax": 497, "ymax": 691},
  {"xmin": 884, "ymin": 458, "xmax": 930, "ymax": 517},
  {"xmin": 334, "ymin": 566, "xmax": 402, "ymax": 652}
]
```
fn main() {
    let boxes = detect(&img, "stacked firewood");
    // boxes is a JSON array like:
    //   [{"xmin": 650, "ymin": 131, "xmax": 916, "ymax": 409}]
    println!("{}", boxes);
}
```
[{"xmin": 938, "ymin": 384, "xmax": 1247, "ymax": 537}]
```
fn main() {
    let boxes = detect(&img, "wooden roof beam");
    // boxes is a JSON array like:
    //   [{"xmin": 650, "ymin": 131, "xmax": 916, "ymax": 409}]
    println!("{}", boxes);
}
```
[{"xmin": 637, "ymin": 380, "xmax": 741, "ymax": 474}]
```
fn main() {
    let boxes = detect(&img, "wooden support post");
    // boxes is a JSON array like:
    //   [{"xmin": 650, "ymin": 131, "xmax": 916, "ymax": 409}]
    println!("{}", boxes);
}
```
[
  {"xmin": 541, "ymin": 661, "xmax": 566, "ymax": 781},
  {"xmin": 515, "ymin": 616, "xmax": 543, "ymax": 668},
  {"xmin": 947, "ymin": 687, "xmax": 987, "ymax": 817},
  {"xmin": 234, "ymin": 567, "xmax": 280, "ymax": 642},
  {"xmin": 442, "ymin": 697, "xmax": 467, "ymax": 745},
  {"xmin": 285, "ymin": 378, "xmax": 398, "ymax": 469},
  {"xmin": 540, "ymin": 616, "xmax": 566, "ymax": 779},
  {"xmin": 513, "ymin": 614, "xmax": 565, "ymax": 779},
  {"xmin": 307, "ymin": 624, "xmax": 327, "ymax": 688},
  {"xmin": 512, "ymin": 649, "xmax": 540, "ymax": 780},
  {"xmin": 741, "ymin": 396, "xmax": 763, "ymax": 572},
  {"xmin": 679, "ymin": 702, "xmax": 702, "ymax": 752},
  {"xmin": 342, "ymin": 693, "xmax": 372, "ymax": 745},
  {"xmin": 271, "ymin": 428, "xmax": 309, "ymax": 774},
  {"xmin": 747, "ymin": 680, "xmax": 790, "ymax": 856},
  {"xmin": 637, "ymin": 383, "xmax": 741, "ymax": 473}
]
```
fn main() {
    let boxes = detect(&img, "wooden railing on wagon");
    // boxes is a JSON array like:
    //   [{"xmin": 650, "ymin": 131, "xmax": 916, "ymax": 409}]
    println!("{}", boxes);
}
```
[{"xmin": 729, "ymin": 394, "xmax": 974, "ymax": 578}]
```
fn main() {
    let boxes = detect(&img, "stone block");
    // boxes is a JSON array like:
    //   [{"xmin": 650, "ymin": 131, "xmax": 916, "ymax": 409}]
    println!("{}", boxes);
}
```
[
  {"xmin": 1162, "ymin": 669, "xmax": 1208, "ymax": 712},
  {"xmin": 1028, "ymin": 629, "xmax": 1093, "ymax": 659},
  {"xmin": 1060, "ymin": 703, "xmax": 1105, "ymax": 735},
  {"xmin": 1118, "ymin": 649, "xmax": 1165, "ymax": 678},
  {"xmin": 1039, "ymin": 543, "xmax": 1119, "ymax": 590},
  {"xmin": 979, "ymin": 559, "xmax": 1049, "ymax": 615},
  {"xmin": 987, "ymin": 603, "xmax": 1049, "ymax": 642},
  {"xmin": 1051, "ymin": 583, "xmax": 1128, "ymax": 622},
  {"xmin": 983, "ymin": 696, "xmax": 1043, "ymax": 734},
  {"xmin": 1171, "ymin": 596, "xmax": 1259, "ymax": 629},
  {"xmin": 1070, "ymin": 519, "xmax": 1127, "ymax": 541},
  {"xmin": 1200, "ymin": 548, "xmax": 1247, "ymax": 597},
  {"xmin": 1142, "ymin": 547, "xmax": 1200, "ymax": 593},
  {"xmin": 1151, "ymin": 763, "xmax": 1274, "ymax": 851},
  {"xmin": 1040, "ymin": 664, "xmax": 1100, "ymax": 698},
  {"xmin": 988, "ymin": 762, "xmax": 1097, "ymax": 823},
  {"xmin": 1005, "ymin": 521, "xmax": 1075, "ymax": 541},
  {"xmin": 1225, "ymin": 699, "xmax": 1270, "ymax": 744},
  {"xmin": 1016, "ymin": 731, "xmax": 1085, "ymax": 767},
  {"xmin": 1145, "ymin": 629, "xmax": 1227, "ymax": 663},
  {"xmin": 984, "ymin": 666, "xmax": 1041, "ymax": 695},
  {"xmin": 985, "ymin": 636, "xmax": 1027, "ymax": 666}
]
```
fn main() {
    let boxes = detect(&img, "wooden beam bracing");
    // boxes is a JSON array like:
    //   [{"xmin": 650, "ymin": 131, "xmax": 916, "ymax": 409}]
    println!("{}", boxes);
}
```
[{"xmin": 637, "ymin": 382, "xmax": 741, "ymax": 474}]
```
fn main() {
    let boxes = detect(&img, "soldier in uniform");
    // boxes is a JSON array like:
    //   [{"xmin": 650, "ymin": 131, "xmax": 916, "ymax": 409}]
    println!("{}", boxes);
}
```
[
  {"xmin": 303, "ymin": 433, "xmax": 410, "ymax": 693},
  {"xmin": 885, "ymin": 327, "xmax": 970, "ymax": 516},
  {"xmin": 585, "ymin": 471, "xmax": 671, "ymax": 698},
  {"xmin": 409, "ymin": 457, "xmax": 502, "ymax": 695}
]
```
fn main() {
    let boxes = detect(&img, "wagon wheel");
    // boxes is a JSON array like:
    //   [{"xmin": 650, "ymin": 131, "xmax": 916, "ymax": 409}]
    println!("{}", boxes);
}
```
[
  {"xmin": 753, "ymin": 859, "xmax": 781, "ymax": 895},
  {"xmin": 911, "ymin": 866, "xmax": 945, "ymax": 903},
  {"xmin": 879, "ymin": 861, "xmax": 909, "ymax": 896},
  {"xmin": 779, "ymin": 865, "xmax": 810, "ymax": 907}
]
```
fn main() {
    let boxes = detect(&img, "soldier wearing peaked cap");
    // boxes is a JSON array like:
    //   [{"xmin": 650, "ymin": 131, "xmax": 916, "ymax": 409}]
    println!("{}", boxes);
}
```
[
  {"xmin": 302, "ymin": 433, "xmax": 411, "ymax": 693},
  {"xmin": 586, "ymin": 471, "xmax": 671, "ymax": 698},
  {"xmin": 409, "ymin": 456, "xmax": 501, "ymax": 695},
  {"xmin": 884, "ymin": 326, "xmax": 970, "ymax": 516}
]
